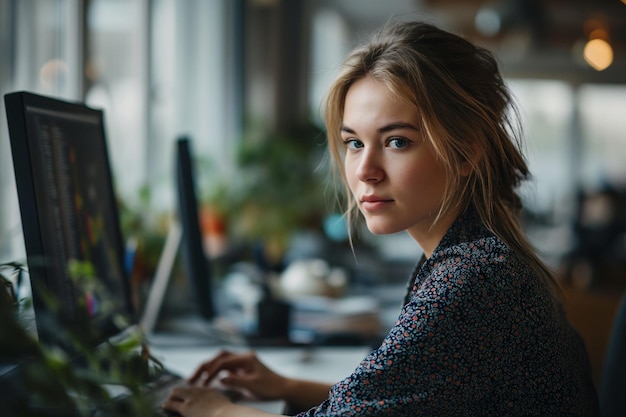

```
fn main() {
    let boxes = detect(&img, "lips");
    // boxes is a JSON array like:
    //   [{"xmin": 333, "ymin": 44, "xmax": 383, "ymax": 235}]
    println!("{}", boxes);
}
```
[{"xmin": 360, "ymin": 195, "xmax": 393, "ymax": 211}]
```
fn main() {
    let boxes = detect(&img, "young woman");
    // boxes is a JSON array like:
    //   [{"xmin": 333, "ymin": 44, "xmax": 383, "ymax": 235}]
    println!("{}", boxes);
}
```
[{"xmin": 163, "ymin": 20, "xmax": 600, "ymax": 417}]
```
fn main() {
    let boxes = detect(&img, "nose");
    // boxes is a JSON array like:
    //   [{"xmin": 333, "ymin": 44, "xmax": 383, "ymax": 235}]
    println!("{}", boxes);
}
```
[{"xmin": 355, "ymin": 148, "xmax": 384, "ymax": 183}]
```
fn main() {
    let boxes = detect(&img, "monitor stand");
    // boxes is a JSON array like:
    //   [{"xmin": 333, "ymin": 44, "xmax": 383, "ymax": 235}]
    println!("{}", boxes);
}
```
[
  {"xmin": 140, "ymin": 221, "xmax": 182, "ymax": 335},
  {"xmin": 139, "ymin": 222, "xmax": 244, "ymax": 348}
]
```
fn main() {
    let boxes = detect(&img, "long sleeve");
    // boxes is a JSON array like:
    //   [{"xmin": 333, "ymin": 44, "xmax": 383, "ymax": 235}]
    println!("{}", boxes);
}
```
[{"xmin": 295, "ymin": 210, "xmax": 599, "ymax": 416}]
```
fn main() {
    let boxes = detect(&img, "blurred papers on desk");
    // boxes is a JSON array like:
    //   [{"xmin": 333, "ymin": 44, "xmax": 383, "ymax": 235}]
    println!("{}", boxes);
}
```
[{"xmin": 289, "ymin": 295, "xmax": 382, "ymax": 345}]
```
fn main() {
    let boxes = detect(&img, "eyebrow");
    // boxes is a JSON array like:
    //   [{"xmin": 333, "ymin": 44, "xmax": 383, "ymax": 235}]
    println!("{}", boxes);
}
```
[{"xmin": 340, "ymin": 122, "xmax": 420, "ymax": 135}]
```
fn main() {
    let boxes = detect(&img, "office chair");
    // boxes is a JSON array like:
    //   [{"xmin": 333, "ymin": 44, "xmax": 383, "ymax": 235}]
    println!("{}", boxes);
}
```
[{"xmin": 599, "ymin": 291, "xmax": 626, "ymax": 417}]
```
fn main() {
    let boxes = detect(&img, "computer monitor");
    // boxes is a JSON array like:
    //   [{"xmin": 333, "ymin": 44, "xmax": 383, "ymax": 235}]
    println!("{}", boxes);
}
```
[
  {"xmin": 175, "ymin": 136, "xmax": 215, "ymax": 320},
  {"xmin": 4, "ymin": 91, "xmax": 134, "ymax": 347},
  {"xmin": 138, "ymin": 137, "xmax": 226, "ymax": 344}
]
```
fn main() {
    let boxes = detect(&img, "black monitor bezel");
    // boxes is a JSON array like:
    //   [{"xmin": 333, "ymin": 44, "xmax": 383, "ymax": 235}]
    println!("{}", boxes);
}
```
[
  {"xmin": 4, "ymin": 91, "xmax": 135, "ymax": 347},
  {"xmin": 175, "ymin": 136, "xmax": 215, "ymax": 320}
]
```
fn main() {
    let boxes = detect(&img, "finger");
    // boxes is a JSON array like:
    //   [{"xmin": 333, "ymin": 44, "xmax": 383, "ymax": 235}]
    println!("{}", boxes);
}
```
[
  {"xmin": 188, "ymin": 350, "xmax": 234, "ymax": 383},
  {"xmin": 190, "ymin": 352, "xmax": 254, "ymax": 385},
  {"xmin": 162, "ymin": 396, "xmax": 183, "ymax": 413},
  {"xmin": 218, "ymin": 371, "xmax": 259, "ymax": 392},
  {"xmin": 162, "ymin": 389, "xmax": 186, "ymax": 413},
  {"xmin": 168, "ymin": 386, "xmax": 190, "ymax": 401},
  {"xmin": 188, "ymin": 352, "xmax": 232, "ymax": 385}
]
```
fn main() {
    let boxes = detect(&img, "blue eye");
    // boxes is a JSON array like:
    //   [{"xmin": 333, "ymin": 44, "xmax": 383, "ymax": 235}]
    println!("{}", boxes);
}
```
[
  {"xmin": 388, "ymin": 137, "xmax": 410, "ymax": 149},
  {"xmin": 343, "ymin": 139, "xmax": 363, "ymax": 149}
]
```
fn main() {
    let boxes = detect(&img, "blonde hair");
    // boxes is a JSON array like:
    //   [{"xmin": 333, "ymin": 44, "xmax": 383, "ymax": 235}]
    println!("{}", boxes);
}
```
[{"xmin": 324, "ymin": 20, "xmax": 561, "ymax": 298}]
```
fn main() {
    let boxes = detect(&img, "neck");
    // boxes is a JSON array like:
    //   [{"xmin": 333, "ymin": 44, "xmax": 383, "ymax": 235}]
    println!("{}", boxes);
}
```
[{"xmin": 407, "ymin": 208, "xmax": 461, "ymax": 258}]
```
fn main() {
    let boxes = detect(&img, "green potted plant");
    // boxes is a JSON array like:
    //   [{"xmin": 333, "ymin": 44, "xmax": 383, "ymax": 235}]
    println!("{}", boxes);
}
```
[
  {"xmin": 0, "ymin": 260, "xmax": 159, "ymax": 417},
  {"xmin": 205, "ymin": 123, "xmax": 331, "ymax": 265}
]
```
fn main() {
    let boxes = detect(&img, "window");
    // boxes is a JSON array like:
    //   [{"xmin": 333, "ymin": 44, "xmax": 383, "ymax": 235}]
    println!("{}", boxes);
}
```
[
  {"xmin": 508, "ymin": 79, "xmax": 576, "ymax": 219},
  {"xmin": 0, "ymin": 0, "xmax": 238, "ymax": 262},
  {"xmin": 578, "ymin": 84, "xmax": 626, "ymax": 190},
  {"xmin": 85, "ymin": 0, "xmax": 147, "ymax": 204},
  {"xmin": 308, "ymin": 8, "xmax": 351, "ymax": 125},
  {"xmin": 0, "ymin": 0, "xmax": 82, "ymax": 261}
]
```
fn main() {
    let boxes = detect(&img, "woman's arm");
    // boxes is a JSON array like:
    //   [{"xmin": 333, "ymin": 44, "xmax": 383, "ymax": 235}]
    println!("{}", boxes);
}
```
[
  {"xmin": 164, "ymin": 350, "xmax": 333, "ymax": 417},
  {"xmin": 163, "ymin": 379, "xmax": 333, "ymax": 417},
  {"xmin": 280, "ymin": 377, "xmax": 333, "ymax": 413},
  {"xmin": 164, "ymin": 387, "xmax": 280, "ymax": 417}
]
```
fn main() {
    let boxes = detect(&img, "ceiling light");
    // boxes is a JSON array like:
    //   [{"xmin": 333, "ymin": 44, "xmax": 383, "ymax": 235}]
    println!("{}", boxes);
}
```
[{"xmin": 583, "ymin": 38, "xmax": 614, "ymax": 71}]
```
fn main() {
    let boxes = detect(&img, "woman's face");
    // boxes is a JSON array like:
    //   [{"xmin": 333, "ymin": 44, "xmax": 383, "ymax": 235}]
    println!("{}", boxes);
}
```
[{"xmin": 341, "ymin": 76, "xmax": 455, "ymax": 254}]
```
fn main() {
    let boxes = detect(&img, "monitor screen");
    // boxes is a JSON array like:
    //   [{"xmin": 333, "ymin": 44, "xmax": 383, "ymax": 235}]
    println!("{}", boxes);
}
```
[
  {"xmin": 175, "ymin": 137, "xmax": 215, "ymax": 320},
  {"xmin": 4, "ymin": 91, "xmax": 134, "ymax": 347}
]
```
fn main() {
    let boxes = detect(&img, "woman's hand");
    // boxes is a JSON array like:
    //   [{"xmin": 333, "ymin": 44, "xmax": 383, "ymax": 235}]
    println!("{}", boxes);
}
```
[
  {"xmin": 163, "ymin": 386, "xmax": 233, "ymax": 417},
  {"xmin": 188, "ymin": 350, "xmax": 290, "ymax": 402},
  {"xmin": 174, "ymin": 349, "xmax": 333, "ymax": 414}
]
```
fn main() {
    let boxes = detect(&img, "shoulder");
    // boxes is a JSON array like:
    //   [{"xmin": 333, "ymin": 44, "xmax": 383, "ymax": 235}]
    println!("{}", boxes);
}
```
[
  {"xmin": 430, "ymin": 235, "xmax": 526, "ymax": 281},
  {"xmin": 414, "ymin": 235, "xmax": 536, "ymax": 306},
  {"xmin": 425, "ymin": 208, "xmax": 531, "ymax": 286}
]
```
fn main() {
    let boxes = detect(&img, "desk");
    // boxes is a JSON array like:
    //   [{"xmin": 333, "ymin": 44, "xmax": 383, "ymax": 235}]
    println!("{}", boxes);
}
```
[{"xmin": 150, "ymin": 345, "xmax": 372, "ymax": 414}]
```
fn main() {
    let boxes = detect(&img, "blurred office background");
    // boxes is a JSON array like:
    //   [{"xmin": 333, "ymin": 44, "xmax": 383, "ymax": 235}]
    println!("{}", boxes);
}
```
[{"xmin": 1, "ymin": 0, "xmax": 626, "ymax": 384}]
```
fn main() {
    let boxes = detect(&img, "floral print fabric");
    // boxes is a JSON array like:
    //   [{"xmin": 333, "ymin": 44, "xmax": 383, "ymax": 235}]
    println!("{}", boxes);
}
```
[{"xmin": 297, "ymin": 209, "xmax": 599, "ymax": 416}]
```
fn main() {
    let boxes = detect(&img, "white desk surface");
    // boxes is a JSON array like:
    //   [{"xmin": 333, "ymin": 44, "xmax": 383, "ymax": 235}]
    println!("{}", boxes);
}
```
[{"xmin": 149, "ymin": 344, "xmax": 372, "ymax": 414}]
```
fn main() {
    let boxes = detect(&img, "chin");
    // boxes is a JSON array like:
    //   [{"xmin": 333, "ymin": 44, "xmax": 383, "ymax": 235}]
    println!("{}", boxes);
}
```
[{"xmin": 365, "ymin": 221, "xmax": 403, "ymax": 236}]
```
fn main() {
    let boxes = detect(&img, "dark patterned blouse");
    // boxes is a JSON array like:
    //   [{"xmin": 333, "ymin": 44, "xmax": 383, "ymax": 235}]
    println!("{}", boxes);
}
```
[{"xmin": 297, "ymin": 209, "xmax": 600, "ymax": 416}]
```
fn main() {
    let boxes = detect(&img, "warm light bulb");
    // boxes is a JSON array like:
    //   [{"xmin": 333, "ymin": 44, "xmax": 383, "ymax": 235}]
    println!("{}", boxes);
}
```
[{"xmin": 583, "ymin": 38, "xmax": 614, "ymax": 71}]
